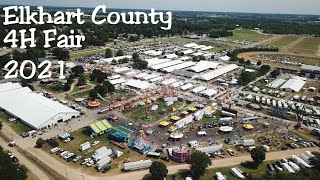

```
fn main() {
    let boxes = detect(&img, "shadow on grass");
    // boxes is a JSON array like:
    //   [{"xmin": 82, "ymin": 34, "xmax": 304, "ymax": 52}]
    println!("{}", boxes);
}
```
[{"xmin": 241, "ymin": 161, "xmax": 259, "ymax": 169}]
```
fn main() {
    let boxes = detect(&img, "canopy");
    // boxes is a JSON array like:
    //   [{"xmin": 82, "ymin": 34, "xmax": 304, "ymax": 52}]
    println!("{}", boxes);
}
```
[
  {"xmin": 88, "ymin": 101, "xmax": 100, "ymax": 107},
  {"xmin": 59, "ymin": 132, "xmax": 70, "ymax": 139},
  {"xmin": 219, "ymin": 126, "xmax": 233, "ymax": 132},
  {"xmin": 159, "ymin": 121, "xmax": 170, "ymax": 127},
  {"xmin": 170, "ymin": 132, "xmax": 184, "ymax": 139},
  {"xmin": 89, "ymin": 119, "xmax": 112, "ymax": 134},
  {"xmin": 171, "ymin": 116, "xmax": 180, "ymax": 121},
  {"xmin": 181, "ymin": 111, "xmax": 189, "ymax": 115},
  {"xmin": 187, "ymin": 107, "xmax": 197, "ymax": 111},
  {"xmin": 74, "ymin": 98, "xmax": 84, "ymax": 102},
  {"xmin": 243, "ymin": 124, "xmax": 254, "ymax": 129}
]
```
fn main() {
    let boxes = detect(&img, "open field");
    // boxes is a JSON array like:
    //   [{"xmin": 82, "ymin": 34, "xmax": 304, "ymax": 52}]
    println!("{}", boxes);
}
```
[
  {"xmin": 288, "ymin": 37, "xmax": 320, "ymax": 55},
  {"xmin": 70, "ymin": 48, "xmax": 107, "ymax": 58},
  {"xmin": 0, "ymin": 112, "xmax": 29, "ymax": 134},
  {"xmin": 265, "ymin": 36, "xmax": 300, "ymax": 48},
  {"xmin": 238, "ymin": 51, "xmax": 320, "ymax": 70},
  {"xmin": 227, "ymin": 29, "xmax": 273, "ymax": 42}
]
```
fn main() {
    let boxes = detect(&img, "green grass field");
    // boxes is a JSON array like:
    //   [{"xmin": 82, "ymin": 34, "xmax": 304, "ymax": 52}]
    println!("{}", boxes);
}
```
[
  {"xmin": 227, "ymin": 29, "xmax": 272, "ymax": 42},
  {"xmin": 266, "ymin": 36, "xmax": 299, "ymax": 48},
  {"xmin": 288, "ymin": 37, "xmax": 320, "ymax": 55},
  {"xmin": 70, "ymin": 48, "xmax": 106, "ymax": 58},
  {"xmin": 0, "ymin": 112, "xmax": 29, "ymax": 134},
  {"xmin": 168, "ymin": 161, "xmax": 270, "ymax": 180}
]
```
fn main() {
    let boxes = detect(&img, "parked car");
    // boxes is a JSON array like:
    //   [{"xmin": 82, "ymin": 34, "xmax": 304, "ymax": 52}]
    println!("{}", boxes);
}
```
[
  {"xmin": 160, "ymin": 156, "xmax": 170, "ymax": 162},
  {"xmin": 102, "ymin": 166, "xmax": 111, "ymax": 173}
]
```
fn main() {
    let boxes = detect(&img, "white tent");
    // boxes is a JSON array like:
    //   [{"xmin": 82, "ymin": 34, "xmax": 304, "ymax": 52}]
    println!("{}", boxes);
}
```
[{"xmin": 0, "ymin": 83, "xmax": 80, "ymax": 129}]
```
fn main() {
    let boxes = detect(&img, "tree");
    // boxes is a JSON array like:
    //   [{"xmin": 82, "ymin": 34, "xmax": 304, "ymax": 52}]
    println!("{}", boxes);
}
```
[
  {"xmin": 257, "ymin": 61, "xmax": 262, "ymax": 66},
  {"xmin": 239, "ymin": 58, "xmax": 245, "ymax": 64},
  {"xmin": 116, "ymin": 49, "xmax": 124, "ymax": 56},
  {"xmin": 309, "ymin": 152, "xmax": 320, "ymax": 171},
  {"xmin": 271, "ymin": 69, "xmax": 280, "ymax": 78},
  {"xmin": 0, "ymin": 146, "xmax": 27, "ymax": 180},
  {"xmin": 245, "ymin": 60, "xmax": 251, "ymax": 65},
  {"xmin": 0, "ymin": 121, "xmax": 2, "ymax": 130},
  {"xmin": 260, "ymin": 65, "xmax": 271, "ymax": 75},
  {"xmin": 51, "ymin": 48, "xmax": 69, "ymax": 60},
  {"xmin": 192, "ymin": 56, "xmax": 198, "ymax": 62},
  {"xmin": 105, "ymin": 48, "xmax": 113, "ymax": 58},
  {"xmin": 199, "ymin": 55, "xmax": 206, "ymax": 60},
  {"xmin": 132, "ymin": 52, "xmax": 139, "ymax": 60},
  {"xmin": 187, "ymin": 151, "xmax": 212, "ymax": 180},
  {"xmin": 111, "ymin": 59, "xmax": 117, "ymax": 65},
  {"xmin": 63, "ymin": 83, "xmax": 71, "ymax": 91},
  {"xmin": 89, "ymin": 89, "xmax": 98, "ymax": 99},
  {"xmin": 71, "ymin": 65, "xmax": 84, "ymax": 77},
  {"xmin": 77, "ymin": 74, "xmax": 87, "ymax": 86},
  {"xmin": 133, "ymin": 59, "xmax": 148, "ymax": 69},
  {"xmin": 36, "ymin": 138, "xmax": 45, "ymax": 148},
  {"xmin": 250, "ymin": 146, "xmax": 266, "ymax": 167},
  {"xmin": 149, "ymin": 161, "xmax": 168, "ymax": 180},
  {"xmin": 90, "ymin": 69, "xmax": 107, "ymax": 83}
]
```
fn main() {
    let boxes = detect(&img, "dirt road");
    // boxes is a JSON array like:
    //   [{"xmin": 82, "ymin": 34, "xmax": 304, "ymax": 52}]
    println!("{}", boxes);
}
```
[{"xmin": 31, "ymin": 146, "xmax": 319, "ymax": 180}]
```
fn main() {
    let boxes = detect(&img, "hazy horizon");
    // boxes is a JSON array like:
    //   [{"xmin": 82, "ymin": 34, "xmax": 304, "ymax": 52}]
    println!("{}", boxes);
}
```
[{"xmin": 1, "ymin": 0, "xmax": 320, "ymax": 15}]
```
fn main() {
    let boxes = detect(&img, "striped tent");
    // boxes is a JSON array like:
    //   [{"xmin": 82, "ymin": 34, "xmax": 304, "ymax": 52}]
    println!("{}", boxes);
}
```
[
  {"xmin": 88, "ymin": 119, "xmax": 112, "ymax": 136},
  {"xmin": 59, "ymin": 132, "xmax": 70, "ymax": 139}
]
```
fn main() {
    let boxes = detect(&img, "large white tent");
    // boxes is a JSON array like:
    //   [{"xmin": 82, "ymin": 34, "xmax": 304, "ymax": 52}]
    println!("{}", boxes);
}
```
[{"xmin": 0, "ymin": 83, "xmax": 80, "ymax": 129}]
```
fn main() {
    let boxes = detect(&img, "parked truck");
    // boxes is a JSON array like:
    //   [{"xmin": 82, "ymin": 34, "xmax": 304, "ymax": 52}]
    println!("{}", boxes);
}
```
[{"xmin": 96, "ymin": 156, "xmax": 111, "ymax": 170}]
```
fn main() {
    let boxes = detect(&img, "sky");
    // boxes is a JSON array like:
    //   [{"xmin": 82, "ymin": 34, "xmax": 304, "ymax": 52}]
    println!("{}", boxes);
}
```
[{"xmin": 1, "ymin": 0, "xmax": 320, "ymax": 15}]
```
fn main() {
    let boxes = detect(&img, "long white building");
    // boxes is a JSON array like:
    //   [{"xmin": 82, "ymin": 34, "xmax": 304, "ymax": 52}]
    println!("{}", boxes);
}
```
[{"xmin": 0, "ymin": 82, "xmax": 80, "ymax": 129}]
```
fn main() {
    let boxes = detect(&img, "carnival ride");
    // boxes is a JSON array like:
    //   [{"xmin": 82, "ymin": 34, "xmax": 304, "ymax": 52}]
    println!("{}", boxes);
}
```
[{"xmin": 128, "ymin": 130, "xmax": 153, "ymax": 154}]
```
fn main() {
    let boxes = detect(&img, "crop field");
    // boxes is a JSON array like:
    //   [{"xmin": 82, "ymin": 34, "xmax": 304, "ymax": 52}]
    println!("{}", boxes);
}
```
[
  {"xmin": 227, "ymin": 29, "xmax": 273, "ymax": 42},
  {"xmin": 288, "ymin": 37, "xmax": 320, "ymax": 55}
]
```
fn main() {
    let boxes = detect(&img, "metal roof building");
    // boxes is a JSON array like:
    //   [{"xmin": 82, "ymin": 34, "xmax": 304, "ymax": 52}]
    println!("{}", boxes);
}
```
[
  {"xmin": 0, "ymin": 83, "xmax": 80, "ymax": 129},
  {"xmin": 145, "ymin": 58, "xmax": 170, "ymax": 67},
  {"xmin": 110, "ymin": 78, "xmax": 126, "ymax": 85},
  {"xmin": 192, "ymin": 86, "xmax": 207, "ymax": 93},
  {"xmin": 162, "ymin": 78, "xmax": 177, "ymax": 85},
  {"xmin": 125, "ymin": 79, "xmax": 152, "ymax": 90},
  {"xmin": 180, "ymin": 83, "xmax": 194, "ymax": 91},
  {"xmin": 188, "ymin": 61, "xmax": 219, "ymax": 73},
  {"xmin": 150, "ymin": 60, "xmax": 182, "ymax": 70},
  {"xmin": 200, "ymin": 89, "xmax": 218, "ymax": 98},
  {"xmin": 162, "ymin": 61, "xmax": 196, "ymax": 73},
  {"xmin": 280, "ymin": 77, "xmax": 306, "ymax": 93},
  {"xmin": 197, "ymin": 64, "xmax": 239, "ymax": 81}
]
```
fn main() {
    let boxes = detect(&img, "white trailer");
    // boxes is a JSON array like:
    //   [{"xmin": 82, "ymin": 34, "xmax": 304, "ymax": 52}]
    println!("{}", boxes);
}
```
[
  {"xmin": 283, "ymin": 102, "xmax": 288, "ymax": 109},
  {"xmin": 123, "ymin": 160, "xmax": 152, "ymax": 171},
  {"xmin": 277, "ymin": 101, "xmax": 282, "ymax": 108},
  {"xmin": 281, "ymin": 162, "xmax": 295, "ymax": 173},
  {"xmin": 299, "ymin": 153, "xmax": 311, "ymax": 163},
  {"xmin": 80, "ymin": 142, "xmax": 91, "ymax": 151},
  {"xmin": 292, "ymin": 155, "xmax": 311, "ymax": 168},
  {"xmin": 175, "ymin": 115, "xmax": 194, "ymax": 129},
  {"xmin": 272, "ymin": 100, "xmax": 276, "ymax": 107},
  {"xmin": 255, "ymin": 96, "xmax": 260, "ymax": 103},
  {"xmin": 231, "ymin": 168, "xmax": 245, "ymax": 179},
  {"xmin": 304, "ymin": 151, "xmax": 315, "ymax": 159},
  {"xmin": 261, "ymin": 97, "xmax": 266, "ymax": 104},
  {"xmin": 266, "ymin": 99, "xmax": 271, "ymax": 105},
  {"xmin": 241, "ymin": 139, "xmax": 255, "ymax": 147},
  {"xmin": 216, "ymin": 172, "xmax": 226, "ymax": 180},
  {"xmin": 96, "ymin": 156, "xmax": 111, "ymax": 170},
  {"xmin": 288, "ymin": 161, "xmax": 300, "ymax": 172},
  {"xmin": 314, "ymin": 119, "xmax": 320, "ymax": 126},
  {"xmin": 92, "ymin": 146, "xmax": 112, "ymax": 161}
]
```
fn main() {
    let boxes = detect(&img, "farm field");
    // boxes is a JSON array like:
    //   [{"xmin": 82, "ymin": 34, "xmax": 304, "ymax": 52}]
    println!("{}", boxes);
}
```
[
  {"xmin": 287, "ymin": 37, "xmax": 320, "ymax": 55},
  {"xmin": 227, "ymin": 29, "xmax": 273, "ymax": 42}
]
